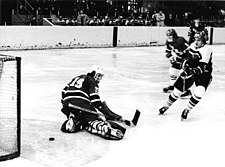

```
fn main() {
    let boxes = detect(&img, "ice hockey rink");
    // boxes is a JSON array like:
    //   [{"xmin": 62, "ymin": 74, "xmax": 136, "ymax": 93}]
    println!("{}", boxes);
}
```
[{"xmin": 0, "ymin": 45, "xmax": 225, "ymax": 167}]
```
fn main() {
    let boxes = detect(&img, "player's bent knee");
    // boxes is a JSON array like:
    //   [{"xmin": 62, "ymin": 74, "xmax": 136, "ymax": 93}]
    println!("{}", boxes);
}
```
[{"xmin": 194, "ymin": 86, "xmax": 206, "ymax": 98}]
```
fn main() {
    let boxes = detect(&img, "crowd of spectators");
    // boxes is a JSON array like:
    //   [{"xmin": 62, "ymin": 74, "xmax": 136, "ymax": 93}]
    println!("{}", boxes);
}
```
[
  {"xmin": 14, "ymin": 0, "xmax": 225, "ymax": 27},
  {"xmin": 52, "ymin": 10, "xmax": 204, "ymax": 27}
]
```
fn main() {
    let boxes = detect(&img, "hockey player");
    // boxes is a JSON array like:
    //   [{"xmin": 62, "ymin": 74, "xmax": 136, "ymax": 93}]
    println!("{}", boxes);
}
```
[
  {"xmin": 159, "ymin": 31, "xmax": 212, "ymax": 120},
  {"xmin": 163, "ymin": 29, "xmax": 191, "ymax": 97},
  {"xmin": 188, "ymin": 18, "xmax": 208, "ymax": 44},
  {"xmin": 60, "ymin": 65, "xmax": 126, "ymax": 140}
]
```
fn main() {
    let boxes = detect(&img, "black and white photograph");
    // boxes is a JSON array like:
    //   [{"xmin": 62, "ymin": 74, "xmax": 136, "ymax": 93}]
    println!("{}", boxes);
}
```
[{"xmin": 0, "ymin": 0, "xmax": 225, "ymax": 167}]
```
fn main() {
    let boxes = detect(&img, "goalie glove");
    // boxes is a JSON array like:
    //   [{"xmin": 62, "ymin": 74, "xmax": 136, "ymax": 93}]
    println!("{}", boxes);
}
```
[
  {"xmin": 98, "ymin": 101, "xmax": 122, "ymax": 121},
  {"xmin": 181, "ymin": 67, "xmax": 194, "ymax": 77}
]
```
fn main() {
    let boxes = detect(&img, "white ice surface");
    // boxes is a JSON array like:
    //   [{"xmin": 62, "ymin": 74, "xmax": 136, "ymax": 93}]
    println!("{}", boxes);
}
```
[{"xmin": 0, "ymin": 45, "xmax": 225, "ymax": 167}]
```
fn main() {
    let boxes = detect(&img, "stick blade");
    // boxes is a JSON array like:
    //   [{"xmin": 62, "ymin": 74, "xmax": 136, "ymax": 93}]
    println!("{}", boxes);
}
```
[{"xmin": 132, "ymin": 110, "xmax": 141, "ymax": 126}]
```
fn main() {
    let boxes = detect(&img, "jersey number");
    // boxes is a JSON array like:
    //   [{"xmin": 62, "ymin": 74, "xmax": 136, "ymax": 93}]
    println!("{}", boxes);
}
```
[{"xmin": 71, "ymin": 77, "xmax": 84, "ymax": 88}]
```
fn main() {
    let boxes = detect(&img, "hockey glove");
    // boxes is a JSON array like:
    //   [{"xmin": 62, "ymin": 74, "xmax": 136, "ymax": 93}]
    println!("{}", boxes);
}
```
[
  {"xmin": 181, "ymin": 67, "xmax": 193, "ymax": 77},
  {"xmin": 181, "ymin": 62, "xmax": 194, "ymax": 77},
  {"xmin": 181, "ymin": 66, "xmax": 203, "ymax": 77},
  {"xmin": 99, "ymin": 101, "xmax": 122, "ymax": 121},
  {"xmin": 170, "ymin": 55, "xmax": 178, "ymax": 63},
  {"xmin": 166, "ymin": 53, "xmax": 172, "ymax": 58}
]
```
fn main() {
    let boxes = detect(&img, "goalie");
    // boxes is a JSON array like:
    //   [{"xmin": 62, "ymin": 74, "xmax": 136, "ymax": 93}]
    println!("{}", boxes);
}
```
[
  {"xmin": 159, "ymin": 31, "xmax": 213, "ymax": 120},
  {"xmin": 60, "ymin": 65, "xmax": 126, "ymax": 140}
]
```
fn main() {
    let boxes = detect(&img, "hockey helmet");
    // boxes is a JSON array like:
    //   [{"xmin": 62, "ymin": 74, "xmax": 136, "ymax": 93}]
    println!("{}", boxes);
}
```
[
  {"xmin": 166, "ymin": 29, "xmax": 178, "ymax": 38},
  {"xmin": 194, "ymin": 18, "xmax": 200, "ymax": 23},
  {"xmin": 194, "ymin": 18, "xmax": 200, "ymax": 26},
  {"xmin": 194, "ymin": 31, "xmax": 208, "ymax": 44},
  {"xmin": 88, "ymin": 65, "xmax": 104, "ymax": 83}
]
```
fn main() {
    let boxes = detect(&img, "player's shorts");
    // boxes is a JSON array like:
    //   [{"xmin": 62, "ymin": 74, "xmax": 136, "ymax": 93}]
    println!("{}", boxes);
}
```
[
  {"xmin": 174, "ymin": 72, "xmax": 212, "ymax": 92},
  {"xmin": 174, "ymin": 75, "xmax": 195, "ymax": 92},
  {"xmin": 171, "ymin": 61, "xmax": 182, "ymax": 69},
  {"xmin": 195, "ymin": 72, "xmax": 212, "ymax": 89}
]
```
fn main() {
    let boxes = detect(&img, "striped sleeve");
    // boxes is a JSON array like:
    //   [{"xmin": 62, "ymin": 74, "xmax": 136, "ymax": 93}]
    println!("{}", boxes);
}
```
[
  {"xmin": 87, "ymin": 76, "xmax": 103, "ymax": 108},
  {"xmin": 90, "ymin": 92, "xmax": 102, "ymax": 107},
  {"xmin": 62, "ymin": 85, "xmax": 69, "ymax": 99}
]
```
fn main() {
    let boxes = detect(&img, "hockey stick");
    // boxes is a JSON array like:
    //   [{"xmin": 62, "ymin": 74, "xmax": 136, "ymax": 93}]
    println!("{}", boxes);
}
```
[
  {"xmin": 119, "ymin": 110, "xmax": 141, "ymax": 126},
  {"xmin": 168, "ymin": 44, "xmax": 190, "ymax": 61},
  {"xmin": 68, "ymin": 103, "xmax": 140, "ymax": 127}
]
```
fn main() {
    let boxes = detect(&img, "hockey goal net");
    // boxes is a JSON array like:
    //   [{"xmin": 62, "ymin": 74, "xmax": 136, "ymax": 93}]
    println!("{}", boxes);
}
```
[{"xmin": 0, "ymin": 55, "xmax": 21, "ymax": 161}]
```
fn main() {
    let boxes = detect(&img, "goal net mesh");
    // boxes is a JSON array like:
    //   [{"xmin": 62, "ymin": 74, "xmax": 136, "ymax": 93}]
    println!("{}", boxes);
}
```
[{"xmin": 0, "ymin": 55, "xmax": 21, "ymax": 161}]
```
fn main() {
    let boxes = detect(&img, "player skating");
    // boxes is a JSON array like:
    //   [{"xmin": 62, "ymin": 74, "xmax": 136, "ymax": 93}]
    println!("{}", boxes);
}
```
[
  {"xmin": 159, "ymin": 31, "xmax": 212, "ymax": 120},
  {"xmin": 163, "ymin": 29, "xmax": 191, "ymax": 97},
  {"xmin": 60, "ymin": 65, "xmax": 140, "ymax": 140}
]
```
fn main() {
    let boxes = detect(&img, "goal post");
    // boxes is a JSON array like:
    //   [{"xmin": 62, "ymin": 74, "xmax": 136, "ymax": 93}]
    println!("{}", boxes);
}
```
[{"xmin": 0, "ymin": 55, "xmax": 21, "ymax": 161}]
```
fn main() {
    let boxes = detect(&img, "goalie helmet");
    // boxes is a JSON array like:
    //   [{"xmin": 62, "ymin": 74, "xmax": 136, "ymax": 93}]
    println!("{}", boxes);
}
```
[
  {"xmin": 87, "ymin": 65, "xmax": 104, "ymax": 83},
  {"xmin": 166, "ymin": 29, "xmax": 178, "ymax": 38}
]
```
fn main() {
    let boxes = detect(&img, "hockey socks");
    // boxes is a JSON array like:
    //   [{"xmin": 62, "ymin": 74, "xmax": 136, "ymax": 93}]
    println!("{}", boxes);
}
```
[
  {"xmin": 159, "ymin": 92, "xmax": 179, "ymax": 115},
  {"xmin": 166, "ymin": 91, "xmax": 179, "ymax": 107},
  {"xmin": 186, "ymin": 94, "xmax": 201, "ymax": 110}
]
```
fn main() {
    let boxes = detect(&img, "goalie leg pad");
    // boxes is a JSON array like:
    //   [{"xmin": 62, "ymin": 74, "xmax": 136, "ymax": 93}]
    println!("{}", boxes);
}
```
[
  {"xmin": 107, "ymin": 120, "xmax": 126, "ymax": 134},
  {"xmin": 87, "ymin": 120, "xmax": 124, "ymax": 140},
  {"xmin": 106, "ymin": 128, "xmax": 124, "ymax": 140}
]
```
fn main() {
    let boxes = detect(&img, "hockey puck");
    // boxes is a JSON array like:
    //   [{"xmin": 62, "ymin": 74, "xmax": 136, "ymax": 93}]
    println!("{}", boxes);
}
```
[{"xmin": 49, "ymin": 137, "xmax": 55, "ymax": 141}]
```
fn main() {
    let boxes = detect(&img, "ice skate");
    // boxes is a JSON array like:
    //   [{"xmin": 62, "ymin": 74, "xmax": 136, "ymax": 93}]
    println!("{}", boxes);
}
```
[
  {"xmin": 159, "ymin": 106, "xmax": 169, "ymax": 115},
  {"xmin": 181, "ymin": 109, "xmax": 189, "ymax": 121},
  {"xmin": 163, "ymin": 85, "xmax": 174, "ymax": 93}
]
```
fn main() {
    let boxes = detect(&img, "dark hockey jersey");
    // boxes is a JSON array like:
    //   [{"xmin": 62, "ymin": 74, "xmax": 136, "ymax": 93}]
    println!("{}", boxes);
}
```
[
  {"xmin": 188, "ymin": 25, "xmax": 208, "ymax": 44},
  {"xmin": 62, "ymin": 74, "xmax": 102, "ymax": 108},
  {"xmin": 166, "ymin": 36, "xmax": 189, "ymax": 58}
]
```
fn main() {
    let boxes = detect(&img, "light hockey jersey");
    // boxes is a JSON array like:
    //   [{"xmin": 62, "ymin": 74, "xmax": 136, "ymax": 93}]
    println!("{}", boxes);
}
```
[{"xmin": 186, "ymin": 43, "xmax": 213, "ymax": 74}]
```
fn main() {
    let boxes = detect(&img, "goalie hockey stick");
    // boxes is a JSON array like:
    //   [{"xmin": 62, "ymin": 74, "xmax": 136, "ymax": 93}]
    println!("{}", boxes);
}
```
[
  {"xmin": 68, "ymin": 103, "xmax": 140, "ymax": 127},
  {"xmin": 118, "ymin": 110, "xmax": 141, "ymax": 126}
]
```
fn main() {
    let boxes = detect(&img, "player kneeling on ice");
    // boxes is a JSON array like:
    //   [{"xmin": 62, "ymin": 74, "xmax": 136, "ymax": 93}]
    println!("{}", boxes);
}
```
[
  {"xmin": 60, "ymin": 65, "xmax": 138, "ymax": 140},
  {"xmin": 159, "ymin": 31, "xmax": 212, "ymax": 120}
]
